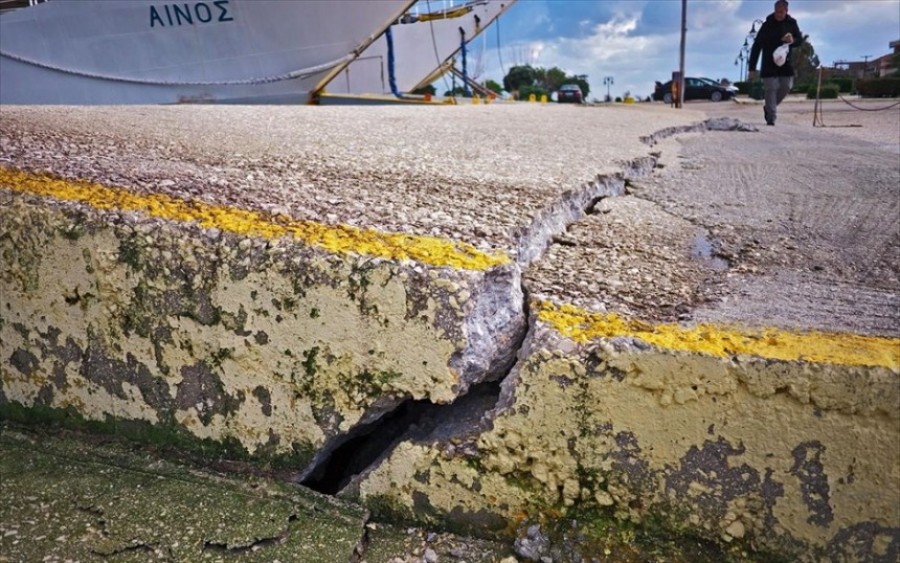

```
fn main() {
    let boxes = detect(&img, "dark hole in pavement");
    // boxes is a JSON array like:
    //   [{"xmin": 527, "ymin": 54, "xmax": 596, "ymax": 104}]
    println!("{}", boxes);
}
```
[
  {"xmin": 585, "ymin": 195, "xmax": 608, "ymax": 215},
  {"xmin": 301, "ymin": 381, "xmax": 502, "ymax": 495}
]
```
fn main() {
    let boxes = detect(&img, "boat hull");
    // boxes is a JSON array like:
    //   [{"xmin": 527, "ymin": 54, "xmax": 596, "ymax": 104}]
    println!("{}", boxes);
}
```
[
  {"xmin": 0, "ymin": 0, "xmax": 413, "ymax": 104},
  {"xmin": 325, "ymin": 0, "xmax": 513, "ymax": 96}
]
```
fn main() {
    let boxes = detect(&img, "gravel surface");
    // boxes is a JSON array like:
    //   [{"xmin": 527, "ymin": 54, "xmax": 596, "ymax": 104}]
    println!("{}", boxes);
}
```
[
  {"xmin": 0, "ymin": 103, "xmax": 699, "ymax": 257},
  {"xmin": 527, "ymin": 98, "xmax": 899, "ymax": 336}
]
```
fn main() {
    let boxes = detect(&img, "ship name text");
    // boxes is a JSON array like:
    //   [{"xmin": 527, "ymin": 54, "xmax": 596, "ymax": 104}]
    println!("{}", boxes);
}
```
[{"xmin": 150, "ymin": 1, "xmax": 234, "ymax": 28}]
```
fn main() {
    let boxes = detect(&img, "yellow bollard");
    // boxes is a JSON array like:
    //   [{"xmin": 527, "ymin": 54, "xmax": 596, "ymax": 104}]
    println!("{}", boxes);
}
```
[
  {"xmin": 529, "ymin": 93, "xmax": 536, "ymax": 103},
  {"xmin": 540, "ymin": 94, "xmax": 548, "ymax": 104},
  {"xmin": 473, "ymin": 94, "xmax": 480, "ymax": 105}
]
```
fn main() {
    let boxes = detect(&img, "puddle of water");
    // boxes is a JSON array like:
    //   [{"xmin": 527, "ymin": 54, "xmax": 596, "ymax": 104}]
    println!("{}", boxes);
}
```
[{"xmin": 691, "ymin": 232, "xmax": 729, "ymax": 272}]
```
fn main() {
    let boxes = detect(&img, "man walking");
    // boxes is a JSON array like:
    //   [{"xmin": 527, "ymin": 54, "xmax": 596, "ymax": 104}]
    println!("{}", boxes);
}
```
[{"xmin": 748, "ymin": 0, "xmax": 804, "ymax": 126}]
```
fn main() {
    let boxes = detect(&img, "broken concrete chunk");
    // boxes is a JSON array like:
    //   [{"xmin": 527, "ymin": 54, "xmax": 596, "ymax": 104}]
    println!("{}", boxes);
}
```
[{"xmin": 0, "ymin": 179, "xmax": 525, "ymax": 476}]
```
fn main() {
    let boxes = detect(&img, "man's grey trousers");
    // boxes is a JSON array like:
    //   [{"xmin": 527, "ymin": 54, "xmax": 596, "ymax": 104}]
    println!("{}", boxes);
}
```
[{"xmin": 763, "ymin": 76, "xmax": 794, "ymax": 124}]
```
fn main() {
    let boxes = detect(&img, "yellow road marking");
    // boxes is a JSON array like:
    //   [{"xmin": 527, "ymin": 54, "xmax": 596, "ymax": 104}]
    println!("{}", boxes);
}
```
[
  {"xmin": 0, "ymin": 167, "xmax": 509, "ymax": 271},
  {"xmin": 537, "ymin": 301, "xmax": 900, "ymax": 370}
]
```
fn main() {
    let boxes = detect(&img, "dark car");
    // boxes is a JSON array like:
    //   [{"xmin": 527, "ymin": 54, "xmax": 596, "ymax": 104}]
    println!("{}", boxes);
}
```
[
  {"xmin": 557, "ymin": 84, "xmax": 583, "ymax": 103},
  {"xmin": 653, "ymin": 77, "xmax": 735, "ymax": 103}
]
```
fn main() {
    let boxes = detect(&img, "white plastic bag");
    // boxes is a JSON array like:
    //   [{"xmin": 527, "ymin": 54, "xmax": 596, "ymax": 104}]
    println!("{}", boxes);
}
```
[{"xmin": 773, "ymin": 44, "xmax": 790, "ymax": 67}]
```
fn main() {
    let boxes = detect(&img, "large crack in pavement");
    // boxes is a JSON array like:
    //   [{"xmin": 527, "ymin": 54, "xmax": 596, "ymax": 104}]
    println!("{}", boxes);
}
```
[
  {"xmin": 0, "ymin": 112, "xmax": 767, "ymax": 561},
  {"xmin": 300, "ymin": 119, "xmax": 745, "ymax": 502}
]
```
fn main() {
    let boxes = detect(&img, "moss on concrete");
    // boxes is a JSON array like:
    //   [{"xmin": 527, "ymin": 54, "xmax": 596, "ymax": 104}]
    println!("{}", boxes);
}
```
[
  {"xmin": 0, "ymin": 424, "xmax": 367, "ymax": 562},
  {"xmin": 0, "ymin": 401, "xmax": 316, "ymax": 471}
]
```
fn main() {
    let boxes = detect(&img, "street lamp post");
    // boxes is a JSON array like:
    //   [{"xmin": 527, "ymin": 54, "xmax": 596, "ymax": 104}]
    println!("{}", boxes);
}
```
[
  {"xmin": 735, "ymin": 38, "xmax": 751, "ymax": 82},
  {"xmin": 749, "ymin": 19, "xmax": 764, "ymax": 35},
  {"xmin": 735, "ymin": 52, "xmax": 745, "ymax": 83},
  {"xmin": 603, "ymin": 76, "xmax": 614, "ymax": 102},
  {"xmin": 739, "ymin": 20, "xmax": 764, "ymax": 82}
]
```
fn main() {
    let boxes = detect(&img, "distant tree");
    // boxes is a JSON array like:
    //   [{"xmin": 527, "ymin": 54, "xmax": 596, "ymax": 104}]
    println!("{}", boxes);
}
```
[
  {"xmin": 505, "ymin": 64, "xmax": 590, "ymax": 98},
  {"xmin": 412, "ymin": 84, "xmax": 436, "ymax": 96},
  {"xmin": 484, "ymin": 79, "xmax": 503, "ymax": 94},
  {"xmin": 517, "ymin": 84, "xmax": 548, "ymax": 101},
  {"xmin": 533, "ymin": 66, "xmax": 567, "ymax": 93},
  {"xmin": 443, "ymin": 86, "xmax": 471, "ymax": 97},
  {"xmin": 793, "ymin": 37, "xmax": 820, "ymax": 86},
  {"xmin": 503, "ymin": 65, "xmax": 536, "ymax": 93},
  {"xmin": 533, "ymin": 67, "xmax": 546, "ymax": 89},
  {"xmin": 565, "ymin": 74, "xmax": 591, "ymax": 98}
]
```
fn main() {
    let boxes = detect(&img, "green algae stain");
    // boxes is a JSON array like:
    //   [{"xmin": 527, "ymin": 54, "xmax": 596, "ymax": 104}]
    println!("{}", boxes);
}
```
[
  {"xmin": 366, "ymin": 493, "xmax": 417, "ymax": 524},
  {"xmin": 0, "ymin": 401, "xmax": 316, "ymax": 472},
  {"xmin": 0, "ymin": 425, "xmax": 365, "ymax": 563},
  {"xmin": 117, "ymin": 233, "xmax": 146, "ymax": 272},
  {"xmin": 302, "ymin": 346, "xmax": 320, "ymax": 379}
]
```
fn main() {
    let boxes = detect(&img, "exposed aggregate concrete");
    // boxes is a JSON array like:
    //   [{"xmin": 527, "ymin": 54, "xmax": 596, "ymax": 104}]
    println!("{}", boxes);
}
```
[
  {"xmin": 1, "ymin": 101, "xmax": 898, "ymax": 561},
  {"xmin": 0, "ymin": 104, "xmax": 700, "ymax": 256}
]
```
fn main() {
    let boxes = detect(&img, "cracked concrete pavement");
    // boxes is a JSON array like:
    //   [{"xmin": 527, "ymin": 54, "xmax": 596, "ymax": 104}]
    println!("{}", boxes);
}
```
[
  {"xmin": 2, "ymin": 98, "xmax": 898, "ymax": 561},
  {"xmin": 532, "ymin": 98, "xmax": 900, "ymax": 336},
  {"xmin": 6, "ymin": 100, "xmax": 894, "ymax": 337}
]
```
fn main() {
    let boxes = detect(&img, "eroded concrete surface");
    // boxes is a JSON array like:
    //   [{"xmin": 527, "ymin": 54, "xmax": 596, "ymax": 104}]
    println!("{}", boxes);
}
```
[{"xmin": 1, "ymin": 101, "xmax": 899, "ymax": 561}]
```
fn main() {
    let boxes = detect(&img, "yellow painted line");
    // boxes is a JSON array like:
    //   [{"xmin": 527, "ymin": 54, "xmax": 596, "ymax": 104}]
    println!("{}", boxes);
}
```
[
  {"xmin": 0, "ymin": 167, "xmax": 509, "ymax": 271},
  {"xmin": 536, "ymin": 300, "xmax": 900, "ymax": 370}
]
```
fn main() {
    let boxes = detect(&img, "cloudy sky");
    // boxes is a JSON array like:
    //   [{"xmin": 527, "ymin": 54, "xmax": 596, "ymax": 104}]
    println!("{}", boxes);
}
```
[{"xmin": 465, "ymin": 0, "xmax": 900, "ymax": 100}]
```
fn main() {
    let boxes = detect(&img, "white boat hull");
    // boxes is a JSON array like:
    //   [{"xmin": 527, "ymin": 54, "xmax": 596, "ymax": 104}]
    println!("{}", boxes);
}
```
[
  {"xmin": 325, "ymin": 0, "xmax": 513, "ymax": 96},
  {"xmin": 0, "ymin": 0, "xmax": 413, "ymax": 104}
]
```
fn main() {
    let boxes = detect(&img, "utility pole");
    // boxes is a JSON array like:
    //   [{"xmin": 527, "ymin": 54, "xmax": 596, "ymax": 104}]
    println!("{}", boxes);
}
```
[
  {"xmin": 678, "ymin": 0, "xmax": 686, "ymax": 108},
  {"xmin": 861, "ymin": 54, "xmax": 872, "ymax": 77}
]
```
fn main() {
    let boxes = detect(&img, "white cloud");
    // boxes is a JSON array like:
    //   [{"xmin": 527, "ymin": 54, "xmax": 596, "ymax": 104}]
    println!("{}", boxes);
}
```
[
  {"xmin": 790, "ymin": 1, "xmax": 900, "ymax": 66},
  {"xmin": 692, "ymin": 0, "xmax": 742, "ymax": 30}
]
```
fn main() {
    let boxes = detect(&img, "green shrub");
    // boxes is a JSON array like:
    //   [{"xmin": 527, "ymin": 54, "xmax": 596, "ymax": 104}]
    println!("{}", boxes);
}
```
[
  {"xmin": 857, "ymin": 77, "xmax": 900, "ymax": 97},
  {"xmin": 807, "ymin": 83, "xmax": 839, "ymax": 99},
  {"xmin": 518, "ymin": 85, "xmax": 548, "ymax": 101},
  {"xmin": 830, "ymin": 77, "xmax": 854, "ymax": 93},
  {"xmin": 735, "ymin": 81, "xmax": 750, "ymax": 95},
  {"xmin": 792, "ymin": 83, "xmax": 810, "ymax": 94}
]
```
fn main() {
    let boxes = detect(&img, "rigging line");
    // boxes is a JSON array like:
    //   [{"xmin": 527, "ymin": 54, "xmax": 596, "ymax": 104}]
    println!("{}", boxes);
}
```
[
  {"xmin": 496, "ymin": 11, "xmax": 506, "ymax": 79},
  {"xmin": 426, "ymin": 0, "xmax": 453, "ymax": 97},
  {"xmin": 838, "ymin": 96, "xmax": 900, "ymax": 112}
]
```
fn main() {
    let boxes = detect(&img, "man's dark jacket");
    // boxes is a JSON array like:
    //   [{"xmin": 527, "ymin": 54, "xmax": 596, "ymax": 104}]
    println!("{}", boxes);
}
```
[{"xmin": 749, "ymin": 13, "xmax": 804, "ymax": 77}]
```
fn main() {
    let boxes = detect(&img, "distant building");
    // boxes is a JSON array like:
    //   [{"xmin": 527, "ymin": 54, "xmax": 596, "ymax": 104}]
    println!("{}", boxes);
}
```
[
  {"xmin": 877, "ymin": 39, "xmax": 900, "ymax": 76},
  {"xmin": 828, "ymin": 39, "xmax": 899, "ymax": 79}
]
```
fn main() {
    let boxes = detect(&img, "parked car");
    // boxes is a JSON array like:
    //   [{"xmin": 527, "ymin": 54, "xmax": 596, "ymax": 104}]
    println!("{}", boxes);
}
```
[
  {"xmin": 653, "ymin": 77, "xmax": 735, "ymax": 103},
  {"xmin": 557, "ymin": 84, "xmax": 583, "ymax": 103},
  {"xmin": 701, "ymin": 77, "xmax": 739, "ymax": 95}
]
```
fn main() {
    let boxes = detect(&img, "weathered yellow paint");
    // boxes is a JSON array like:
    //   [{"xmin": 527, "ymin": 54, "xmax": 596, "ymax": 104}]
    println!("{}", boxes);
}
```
[
  {"xmin": 536, "ymin": 300, "xmax": 900, "ymax": 370},
  {"xmin": 0, "ymin": 166, "xmax": 509, "ymax": 271}
]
